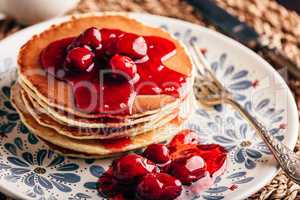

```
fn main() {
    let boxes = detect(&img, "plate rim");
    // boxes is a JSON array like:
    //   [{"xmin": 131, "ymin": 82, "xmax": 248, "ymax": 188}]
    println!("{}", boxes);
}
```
[{"xmin": 0, "ymin": 12, "xmax": 298, "ymax": 200}]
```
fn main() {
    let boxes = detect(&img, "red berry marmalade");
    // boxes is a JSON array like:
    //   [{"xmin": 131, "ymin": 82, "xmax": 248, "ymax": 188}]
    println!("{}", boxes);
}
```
[
  {"xmin": 97, "ymin": 130, "xmax": 227, "ymax": 200},
  {"xmin": 40, "ymin": 28, "xmax": 189, "ymax": 115}
]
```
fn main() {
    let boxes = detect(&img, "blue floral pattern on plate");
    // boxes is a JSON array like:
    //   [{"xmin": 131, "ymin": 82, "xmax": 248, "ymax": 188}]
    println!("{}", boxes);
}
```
[
  {"xmin": 0, "ymin": 14, "xmax": 295, "ymax": 200},
  {"xmin": 3, "ymin": 147, "xmax": 80, "ymax": 198}
]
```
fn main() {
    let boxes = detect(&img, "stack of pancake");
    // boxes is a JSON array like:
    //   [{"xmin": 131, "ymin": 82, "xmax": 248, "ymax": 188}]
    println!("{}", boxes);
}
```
[{"xmin": 11, "ymin": 14, "xmax": 194, "ymax": 158}]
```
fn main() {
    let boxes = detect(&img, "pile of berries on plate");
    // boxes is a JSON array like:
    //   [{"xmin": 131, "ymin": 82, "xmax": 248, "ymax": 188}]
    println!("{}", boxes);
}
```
[
  {"xmin": 65, "ymin": 27, "xmax": 147, "ymax": 79},
  {"xmin": 98, "ymin": 130, "xmax": 227, "ymax": 200}
]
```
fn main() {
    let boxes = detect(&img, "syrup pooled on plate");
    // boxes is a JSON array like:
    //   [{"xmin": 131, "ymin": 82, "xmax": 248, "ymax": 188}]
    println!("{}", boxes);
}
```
[
  {"xmin": 97, "ymin": 130, "xmax": 227, "ymax": 200},
  {"xmin": 40, "ymin": 27, "xmax": 188, "ymax": 115}
]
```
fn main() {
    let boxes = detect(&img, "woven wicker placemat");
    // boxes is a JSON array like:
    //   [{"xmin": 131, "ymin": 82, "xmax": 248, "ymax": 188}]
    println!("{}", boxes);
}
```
[{"xmin": 0, "ymin": 0, "xmax": 300, "ymax": 199}]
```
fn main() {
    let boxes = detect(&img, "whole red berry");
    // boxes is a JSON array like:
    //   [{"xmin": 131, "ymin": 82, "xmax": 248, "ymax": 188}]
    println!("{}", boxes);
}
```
[
  {"xmin": 98, "ymin": 168, "xmax": 119, "ymax": 197},
  {"xmin": 66, "ymin": 47, "xmax": 94, "ymax": 71},
  {"xmin": 112, "ymin": 154, "xmax": 157, "ymax": 183},
  {"xmin": 136, "ymin": 172, "xmax": 182, "ymax": 200},
  {"xmin": 143, "ymin": 144, "xmax": 170, "ymax": 164},
  {"xmin": 109, "ymin": 54, "xmax": 137, "ymax": 79},
  {"xmin": 116, "ymin": 33, "xmax": 147, "ymax": 58},
  {"xmin": 78, "ymin": 27, "xmax": 102, "ymax": 48},
  {"xmin": 169, "ymin": 155, "xmax": 206, "ymax": 185},
  {"xmin": 96, "ymin": 29, "xmax": 124, "ymax": 57},
  {"xmin": 100, "ymin": 28, "xmax": 124, "ymax": 42}
]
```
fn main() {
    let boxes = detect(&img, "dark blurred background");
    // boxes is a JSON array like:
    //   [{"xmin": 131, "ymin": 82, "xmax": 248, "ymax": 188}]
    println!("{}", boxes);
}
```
[{"xmin": 277, "ymin": 0, "xmax": 300, "ymax": 13}]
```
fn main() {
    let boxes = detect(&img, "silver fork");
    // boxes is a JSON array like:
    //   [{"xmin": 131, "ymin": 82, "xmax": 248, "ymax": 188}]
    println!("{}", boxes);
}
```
[{"xmin": 189, "ymin": 42, "xmax": 300, "ymax": 184}]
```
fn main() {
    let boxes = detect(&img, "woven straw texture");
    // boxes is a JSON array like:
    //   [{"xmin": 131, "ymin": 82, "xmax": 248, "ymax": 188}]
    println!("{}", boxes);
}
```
[{"xmin": 0, "ymin": 0, "xmax": 300, "ymax": 199}]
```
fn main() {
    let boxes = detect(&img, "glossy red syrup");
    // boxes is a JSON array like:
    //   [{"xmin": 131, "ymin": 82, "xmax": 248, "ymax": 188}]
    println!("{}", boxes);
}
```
[
  {"xmin": 196, "ymin": 144, "xmax": 227, "ymax": 175},
  {"xmin": 40, "ymin": 28, "xmax": 187, "ymax": 114},
  {"xmin": 97, "ymin": 130, "xmax": 228, "ymax": 200},
  {"xmin": 101, "ymin": 137, "xmax": 132, "ymax": 151}
]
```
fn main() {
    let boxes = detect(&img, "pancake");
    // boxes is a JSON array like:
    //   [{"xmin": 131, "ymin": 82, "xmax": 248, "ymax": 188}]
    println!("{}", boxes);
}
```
[
  {"xmin": 14, "ymin": 13, "xmax": 195, "ymax": 158},
  {"xmin": 19, "ymin": 75, "xmax": 182, "ymax": 120},
  {"xmin": 20, "ymin": 84, "xmax": 181, "ymax": 139},
  {"xmin": 25, "ymin": 89, "xmax": 179, "ymax": 129},
  {"xmin": 11, "ymin": 83, "xmax": 183, "ymax": 158},
  {"xmin": 20, "ymin": 82, "xmax": 193, "ymax": 139},
  {"xmin": 19, "ymin": 79, "xmax": 182, "ymax": 127},
  {"xmin": 18, "ymin": 13, "xmax": 193, "ymax": 117},
  {"xmin": 41, "ymin": 138, "xmax": 131, "ymax": 159},
  {"xmin": 19, "ymin": 77, "xmax": 181, "ymax": 120}
]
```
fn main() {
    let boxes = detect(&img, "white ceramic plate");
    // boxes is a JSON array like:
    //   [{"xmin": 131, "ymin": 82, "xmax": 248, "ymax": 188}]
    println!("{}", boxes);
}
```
[{"xmin": 0, "ymin": 13, "xmax": 298, "ymax": 200}]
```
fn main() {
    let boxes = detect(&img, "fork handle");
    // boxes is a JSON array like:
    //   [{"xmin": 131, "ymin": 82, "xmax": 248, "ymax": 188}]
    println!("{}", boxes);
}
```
[{"xmin": 225, "ymin": 98, "xmax": 300, "ymax": 184}]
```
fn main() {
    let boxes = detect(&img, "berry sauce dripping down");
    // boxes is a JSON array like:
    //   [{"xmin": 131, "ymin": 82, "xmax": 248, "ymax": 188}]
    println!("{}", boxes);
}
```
[{"xmin": 40, "ymin": 28, "xmax": 187, "ymax": 114}]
